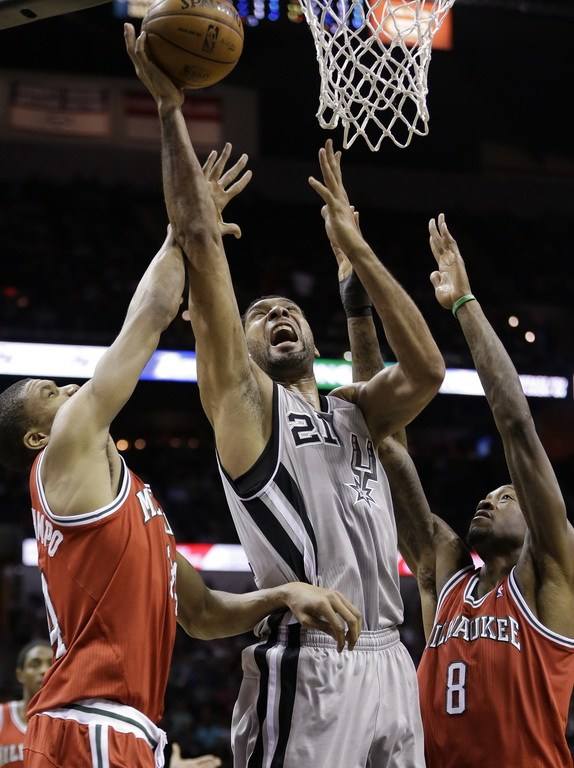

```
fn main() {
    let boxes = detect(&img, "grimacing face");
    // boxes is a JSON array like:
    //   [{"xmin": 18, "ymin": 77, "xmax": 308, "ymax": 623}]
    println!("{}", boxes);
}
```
[
  {"xmin": 16, "ymin": 644, "xmax": 52, "ymax": 699},
  {"xmin": 243, "ymin": 298, "xmax": 318, "ymax": 382},
  {"xmin": 22, "ymin": 379, "xmax": 80, "ymax": 450},
  {"xmin": 467, "ymin": 484, "xmax": 527, "ymax": 557}
]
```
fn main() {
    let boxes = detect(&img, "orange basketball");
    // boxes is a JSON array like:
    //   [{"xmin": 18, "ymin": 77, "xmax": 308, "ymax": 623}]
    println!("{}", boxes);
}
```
[{"xmin": 142, "ymin": 0, "xmax": 244, "ymax": 90}]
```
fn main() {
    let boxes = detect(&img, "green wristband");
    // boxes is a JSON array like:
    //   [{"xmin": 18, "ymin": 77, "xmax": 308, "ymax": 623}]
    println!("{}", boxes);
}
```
[{"xmin": 452, "ymin": 294, "xmax": 476, "ymax": 317}]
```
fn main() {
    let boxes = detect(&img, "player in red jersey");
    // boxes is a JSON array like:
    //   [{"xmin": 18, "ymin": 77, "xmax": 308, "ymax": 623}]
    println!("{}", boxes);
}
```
[
  {"xmin": 1, "ymin": 641, "xmax": 220, "ymax": 768},
  {"xmin": 375, "ymin": 215, "xmax": 574, "ymax": 767},
  {"xmin": 0, "ymin": 641, "xmax": 51, "ymax": 768},
  {"xmin": 0, "ymin": 169, "xmax": 360, "ymax": 768}
]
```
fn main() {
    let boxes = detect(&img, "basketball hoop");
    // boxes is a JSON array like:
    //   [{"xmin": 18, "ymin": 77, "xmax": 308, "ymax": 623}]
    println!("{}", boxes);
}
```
[{"xmin": 299, "ymin": 0, "xmax": 456, "ymax": 150}]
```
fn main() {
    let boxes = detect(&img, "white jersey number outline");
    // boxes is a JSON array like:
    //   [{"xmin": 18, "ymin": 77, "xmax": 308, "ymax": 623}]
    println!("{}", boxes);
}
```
[
  {"xmin": 446, "ymin": 661, "xmax": 467, "ymax": 715},
  {"xmin": 41, "ymin": 572, "xmax": 67, "ymax": 660}
]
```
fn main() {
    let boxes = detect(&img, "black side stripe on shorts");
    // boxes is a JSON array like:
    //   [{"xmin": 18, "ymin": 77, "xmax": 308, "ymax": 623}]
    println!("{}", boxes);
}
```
[
  {"xmin": 241, "ymin": 496, "xmax": 308, "ymax": 583},
  {"xmin": 274, "ymin": 464, "xmax": 319, "ymax": 574},
  {"xmin": 270, "ymin": 624, "xmax": 301, "ymax": 768},
  {"xmin": 95, "ymin": 724, "xmax": 103, "ymax": 768},
  {"xmin": 248, "ymin": 620, "xmax": 281, "ymax": 768}
]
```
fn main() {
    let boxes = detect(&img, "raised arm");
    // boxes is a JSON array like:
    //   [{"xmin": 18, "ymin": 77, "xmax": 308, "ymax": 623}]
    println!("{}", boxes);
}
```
[
  {"xmin": 176, "ymin": 553, "xmax": 361, "ymax": 651},
  {"xmin": 46, "ymin": 229, "xmax": 184, "ymax": 461},
  {"xmin": 124, "ymin": 26, "xmax": 271, "ymax": 480},
  {"xmin": 326, "ymin": 227, "xmax": 469, "ymax": 635},
  {"xmin": 310, "ymin": 142, "xmax": 445, "ymax": 443},
  {"xmin": 428, "ymin": 213, "xmax": 574, "ymax": 581}
]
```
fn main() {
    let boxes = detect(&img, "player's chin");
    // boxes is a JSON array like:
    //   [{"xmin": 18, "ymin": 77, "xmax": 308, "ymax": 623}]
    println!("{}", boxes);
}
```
[{"xmin": 466, "ymin": 521, "xmax": 493, "ymax": 548}]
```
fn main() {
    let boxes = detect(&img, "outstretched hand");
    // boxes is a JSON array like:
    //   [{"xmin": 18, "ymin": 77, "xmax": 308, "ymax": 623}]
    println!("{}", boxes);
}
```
[
  {"xmin": 169, "ymin": 744, "xmax": 222, "ymax": 768},
  {"xmin": 309, "ymin": 140, "xmax": 364, "ymax": 257},
  {"xmin": 283, "ymin": 582, "xmax": 362, "ymax": 652},
  {"xmin": 203, "ymin": 143, "xmax": 252, "ymax": 238},
  {"xmin": 428, "ymin": 213, "xmax": 472, "ymax": 310},
  {"xmin": 124, "ymin": 23, "xmax": 184, "ymax": 111}
]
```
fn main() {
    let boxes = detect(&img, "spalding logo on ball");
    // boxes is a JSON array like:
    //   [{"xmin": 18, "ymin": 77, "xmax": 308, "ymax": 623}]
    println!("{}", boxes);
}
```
[{"xmin": 143, "ymin": 0, "xmax": 244, "ymax": 89}]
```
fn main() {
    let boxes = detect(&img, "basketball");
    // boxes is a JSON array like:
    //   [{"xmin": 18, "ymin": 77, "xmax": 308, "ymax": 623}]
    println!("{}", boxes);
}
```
[{"xmin": 142, "ymin": 0, "xmax": 244, "ymax": 90}]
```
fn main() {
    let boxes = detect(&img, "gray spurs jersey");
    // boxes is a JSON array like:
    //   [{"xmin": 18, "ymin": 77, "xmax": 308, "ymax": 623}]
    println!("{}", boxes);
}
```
[{"xmin": 218, "ymin": 383, "xmax": 404, "ymax": 631}]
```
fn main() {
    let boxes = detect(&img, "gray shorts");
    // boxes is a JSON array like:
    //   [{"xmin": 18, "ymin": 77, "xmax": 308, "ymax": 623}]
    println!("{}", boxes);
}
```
[{"xmin": 232, "ymin": 625, "xmax": 425, "ymax": 768}]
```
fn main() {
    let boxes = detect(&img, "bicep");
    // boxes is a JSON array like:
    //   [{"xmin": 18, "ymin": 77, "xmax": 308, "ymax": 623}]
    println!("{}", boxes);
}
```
[{"xmin": 358, "ymin": 364, "xmax": 439, "ymax": 443}]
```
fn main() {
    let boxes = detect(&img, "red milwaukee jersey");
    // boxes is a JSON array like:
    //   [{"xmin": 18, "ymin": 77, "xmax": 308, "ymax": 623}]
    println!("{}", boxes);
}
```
[
  {"xmin": 27, "ymin": 450, "xmax": 177, "ymax": 724},
  {"xmin": 418, "ymin": 565, "xmax": 574, "ymax": 768},
  {"xmin": 0, "ymin": 703, "xmax": 25, "ymax": 767}
]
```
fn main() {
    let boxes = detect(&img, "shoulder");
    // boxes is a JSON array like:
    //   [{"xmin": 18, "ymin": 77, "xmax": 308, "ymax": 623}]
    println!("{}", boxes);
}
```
[{"xmin": 327, "ymin": 383, "xmax": 363, "ymax": 406}]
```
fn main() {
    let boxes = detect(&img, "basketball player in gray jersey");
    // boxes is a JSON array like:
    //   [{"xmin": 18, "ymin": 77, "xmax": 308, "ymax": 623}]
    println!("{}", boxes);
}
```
[{"xmin": 126, "ymin": 27, "xmax": 445, "ymax": 767}]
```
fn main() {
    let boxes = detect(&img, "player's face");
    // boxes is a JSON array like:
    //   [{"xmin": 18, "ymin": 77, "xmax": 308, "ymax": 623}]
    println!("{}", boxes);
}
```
[
  {"xmin": 467, "ymin": 484, "xmax": 527, "ymax": 558},
  {"xmin": 16, "ymin": 645, "xmax": 52, "ymax": 699},
  {"xmin": 22, "ymin": 379, "xmax": 80, "ymax": 447},
  {"xmin": 244, "ymin": 298, "xmax": 317, "ymax": 381}
]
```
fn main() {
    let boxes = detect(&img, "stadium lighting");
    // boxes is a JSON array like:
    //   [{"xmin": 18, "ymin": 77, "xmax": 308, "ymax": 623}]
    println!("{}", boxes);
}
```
[{"xmin": 0, "ymin": 341, "xmax": 568, "ymax": 399}]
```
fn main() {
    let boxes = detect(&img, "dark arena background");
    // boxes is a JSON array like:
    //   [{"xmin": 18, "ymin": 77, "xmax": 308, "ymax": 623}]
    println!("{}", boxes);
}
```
[{"xmin": 0, "ymin": 0, "xmax": 573, "ymax": 763}]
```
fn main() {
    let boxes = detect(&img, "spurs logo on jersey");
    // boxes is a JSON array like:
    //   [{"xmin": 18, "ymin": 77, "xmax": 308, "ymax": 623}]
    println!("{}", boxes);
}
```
[
  {"xmin": 428, "ymin": 613, "xmax": 521, "ymax": 650},
  {"xmin": 346, "ymin": 434, "xmax": 378, "ymax": 508},
  {"xmin": 219, "ymin": 383, "xmax": 403, "ymax": 632},
  {"xmin": 31, "ymin": 508, "xmax": 64, "ymax": 558}
]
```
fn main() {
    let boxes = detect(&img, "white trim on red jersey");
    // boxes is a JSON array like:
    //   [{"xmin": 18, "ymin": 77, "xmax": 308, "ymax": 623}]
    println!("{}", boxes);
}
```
[
  {"xmin": 435, "ymin": 565, "xmax": 475, "ymax": 616},
  {"xmin": 508, "ymin": 568, "xmax": 574, "ymax": 650},
  {"xmin": 35, "ymin": 451, "xmax": 131, "ymax": 527}
]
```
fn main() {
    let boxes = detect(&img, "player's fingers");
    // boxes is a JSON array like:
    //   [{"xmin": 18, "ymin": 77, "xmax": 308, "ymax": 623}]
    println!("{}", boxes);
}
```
[
  {"xmin": 430, "ymin": 271, "xmax": 442, "ymax": 289},
  {"xmin": 221, "ymin": 222, "xmax": 242, "ymax": 239},
  {"xmin": 318, "ymin": 601, "xmax": 347, "ymax": 652},
  {"xmin": 318, "ymin": 147, "xmax": 337, "ymax": 191},
  {"xmin": 224, "ymin": 169, "xmax": 253, "ymax": 200},
  {"xmin": 202, "ymin": 150, "xmax": 217, "ymax": 177},
  {"xmin": 123, "ymin": 23, "xmax": 136, "ymax": 59},
  {"xmin": 334, "ymin": 591, "xmax": 362, "ymax": 625},
  {"xmin": 219, "ymin": 153, "xmax": 249, "ymax": 188},
  {"xmin": 428, "ymin": 217, "xmax": 441, "ymax": 241},
  {"xmin": 329, "ymin": 594, "xmax": 361, "ymax": 649},
  {"xmin": 333, "ymin": 149, "xmax": 343, "ymax": 184},
  {"xmin": 439, "ymin": 215, "xmax": 457, "ymax": 246},
  {"xmin": 304, "ymin": 614, "xmax": 345, "ymax": 651},
  {"xmin": 191, "ymin": 757, "xmax": 222, "ymax": 768},
  {"xmin": 212, "ymin": 142, "xmax": 232, "ymax": 180},
  {"xmin": 135, "ymin": 29, "xmax": 146, "ymax": 60},
  {"xmin": 309, "ymin": 177, "xmax": 335, "ymax": 206}
]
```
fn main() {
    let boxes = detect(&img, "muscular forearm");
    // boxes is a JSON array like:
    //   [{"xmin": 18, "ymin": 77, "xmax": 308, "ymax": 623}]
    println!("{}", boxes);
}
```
[
  {"xmin": 456, "ymin": 300, "xmax": 530, "ymax": 427},
  {"xmin": 159, "ymin": 105, "xmax": 220, "ymax": 250},
  {"xmin": 182, "ymin": 586, "xmax": 290, "ymax": 641},
  {"xmin": 347, "ymin": 316, "xmax": 408, "ymax": 447},
  {"xmin": 378, "ymin": 437, "xmax": 434, "ymax": 573},
  {"xmin": 346, "ymin": 242, "xmax": 444, "ymax": 382},
  {"xmin": 123, "ymin": 246, "xmax": 182, "ymax": 330},
  {"xmin": 347, "ymin": 316, "xmax": 384, "ymax": 382}
]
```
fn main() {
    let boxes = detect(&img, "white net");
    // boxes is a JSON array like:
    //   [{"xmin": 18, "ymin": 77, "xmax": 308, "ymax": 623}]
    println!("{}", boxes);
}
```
[{"xmin": 299, "ymin": 0, "xmax": 456, "ymax": 150}]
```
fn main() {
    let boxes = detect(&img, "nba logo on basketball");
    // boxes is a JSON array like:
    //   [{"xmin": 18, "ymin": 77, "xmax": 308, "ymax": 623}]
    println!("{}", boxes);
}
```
[{"xmin": 202, "ymin": 25, "xmax": 219, "ymax": 53}]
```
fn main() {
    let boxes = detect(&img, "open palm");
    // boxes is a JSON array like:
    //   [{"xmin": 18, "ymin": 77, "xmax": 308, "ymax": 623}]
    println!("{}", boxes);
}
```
[{"xmin": 428, "ymin": 213, "xmax": 472, "ymax": 310}]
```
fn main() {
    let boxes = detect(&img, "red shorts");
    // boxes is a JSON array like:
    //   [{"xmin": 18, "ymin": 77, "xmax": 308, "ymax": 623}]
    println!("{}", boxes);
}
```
[{"xmin": 24, "ymin": 714, "xmax": 156, "ymax": 768}]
